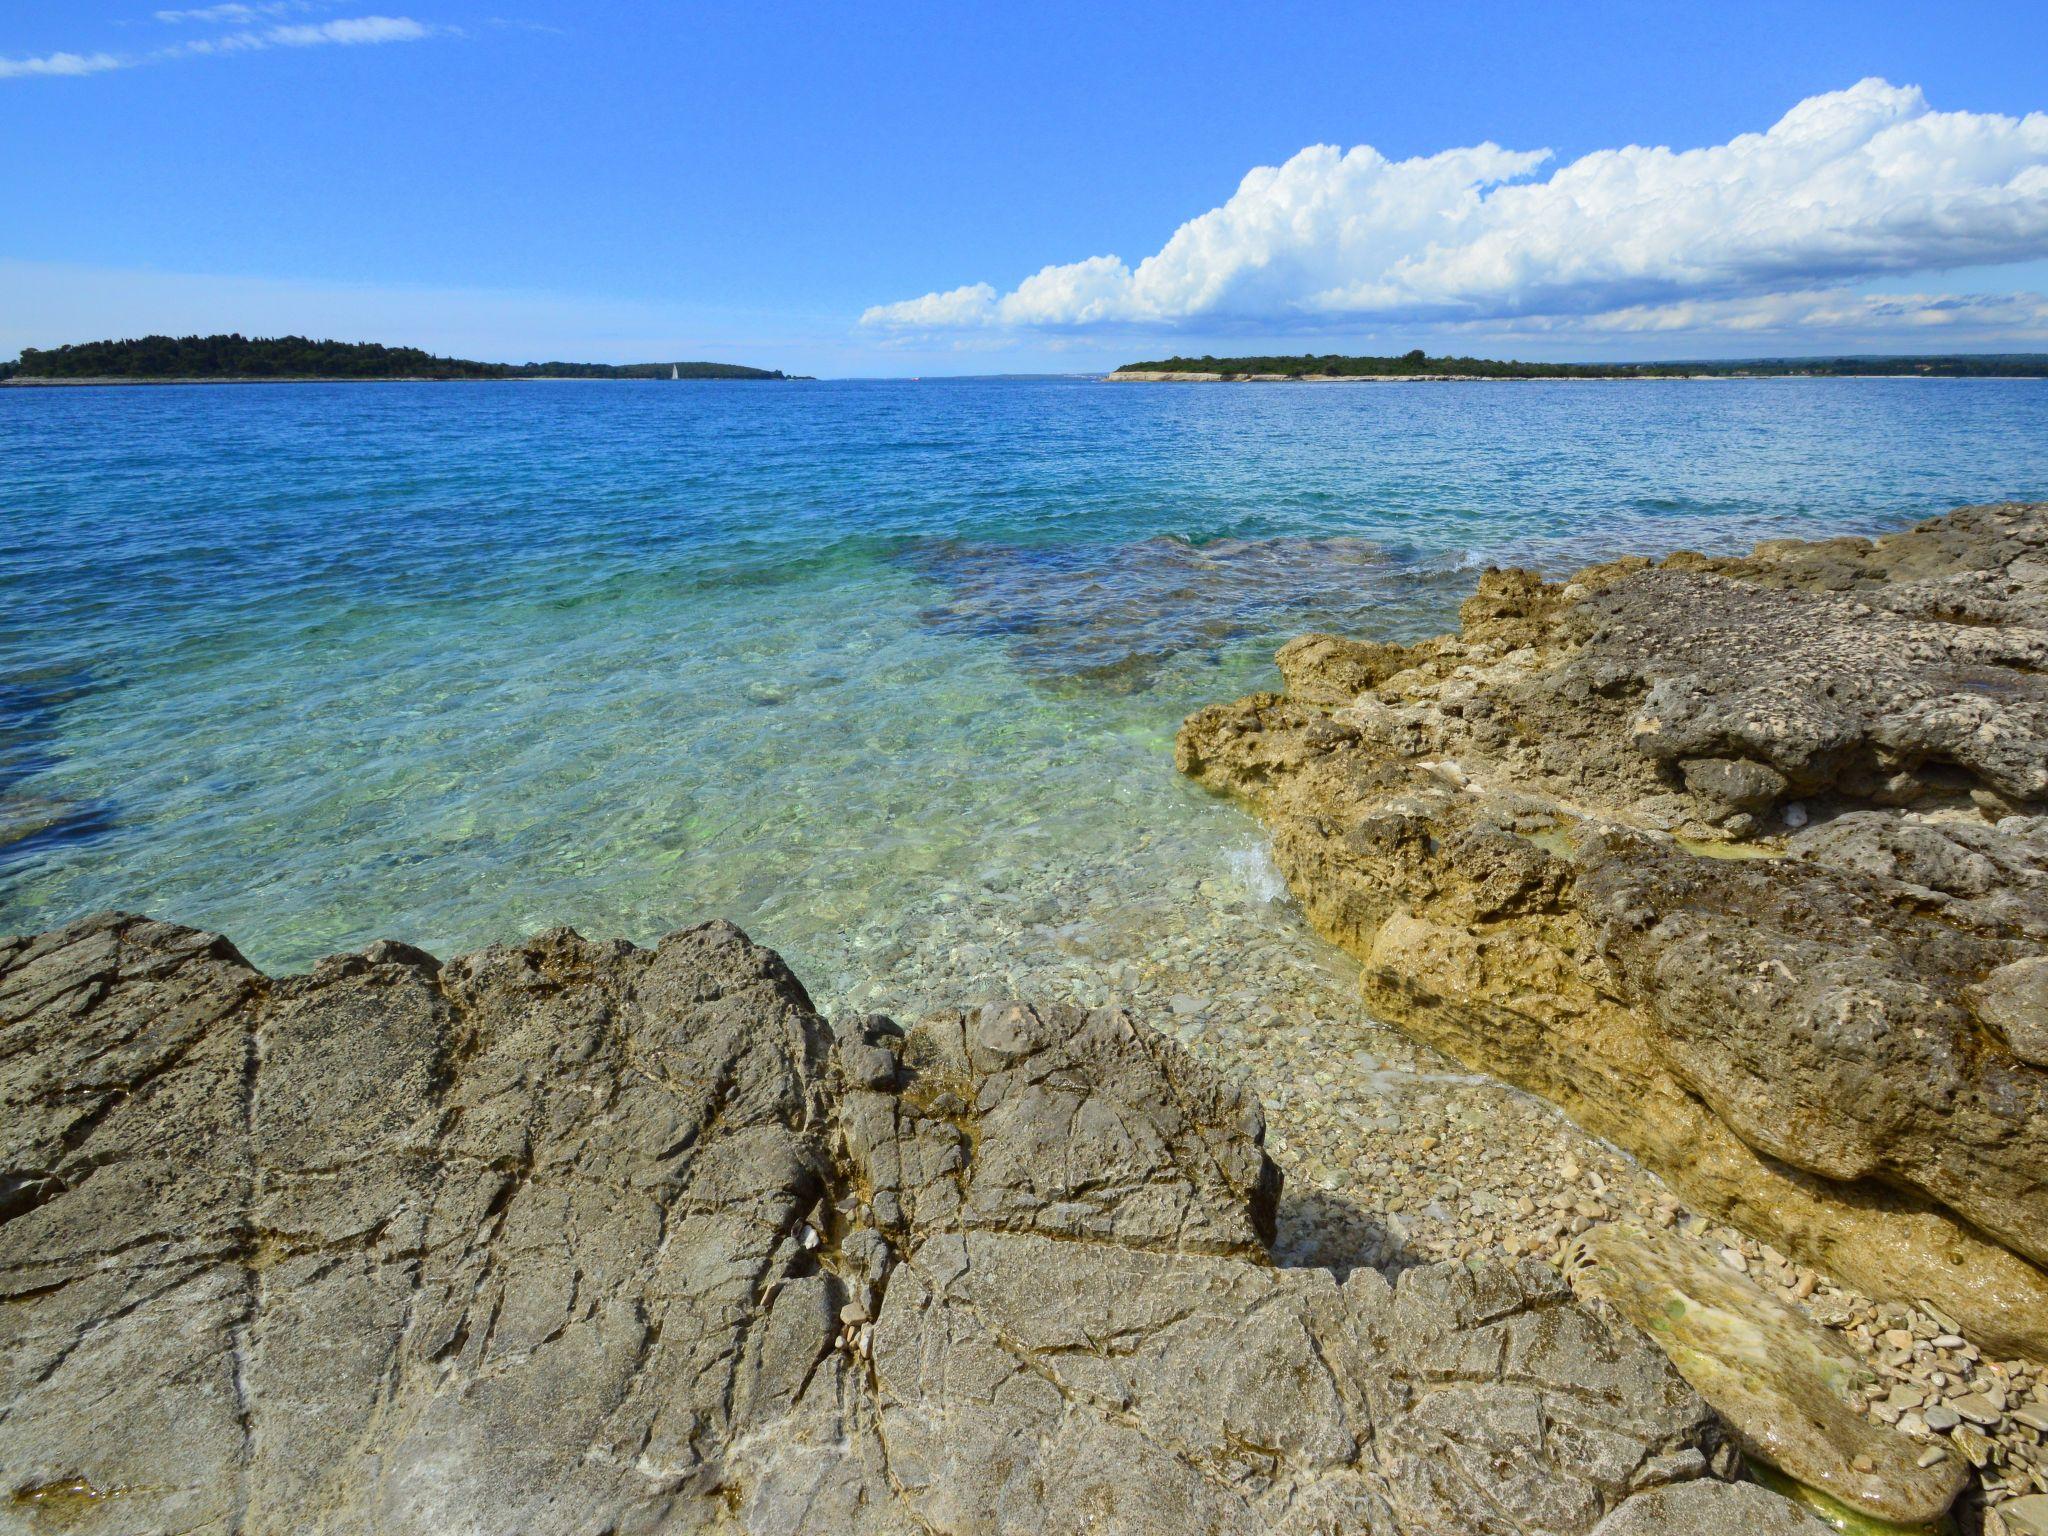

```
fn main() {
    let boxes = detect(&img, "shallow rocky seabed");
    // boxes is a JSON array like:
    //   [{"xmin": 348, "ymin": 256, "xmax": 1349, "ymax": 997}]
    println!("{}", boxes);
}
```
[{"xmin": 795, "ymin": 845, "xmax": 2047, "ymax": 1532}]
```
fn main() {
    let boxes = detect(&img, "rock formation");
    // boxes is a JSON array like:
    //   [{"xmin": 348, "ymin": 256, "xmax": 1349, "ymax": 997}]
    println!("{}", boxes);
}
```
[
  {"xmin": 1177, "ymin": 501, "xmax": 2048, "ymax": 1363},
  {"xmin": 0, "ymin": 911, "xmax": 1827, "ymax": 1534}
]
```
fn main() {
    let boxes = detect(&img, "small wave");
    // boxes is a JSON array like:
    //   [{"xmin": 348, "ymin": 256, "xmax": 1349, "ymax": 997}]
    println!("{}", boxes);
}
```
[{"xmin": 1224, "ymin": 839, "xmax": 1290, "ymax": 904}]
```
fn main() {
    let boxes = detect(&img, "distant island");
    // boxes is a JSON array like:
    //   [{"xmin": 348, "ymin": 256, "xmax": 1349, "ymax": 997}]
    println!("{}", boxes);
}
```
[
  {"xmin": 1107, "ymin": 349, "xmax": 2048, "ymax": 381},
  {"xmin": 0, "ymin": 334, "xmax": 796, "ymax": 384}
]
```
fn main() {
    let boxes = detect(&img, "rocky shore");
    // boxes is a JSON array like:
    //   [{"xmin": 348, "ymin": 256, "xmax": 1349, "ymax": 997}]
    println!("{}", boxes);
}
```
[
  {"xmin": 2, "ymin": 912, "xmax": 1836, "ymax": 1535},
  {"xmin": 6, "ymin": 502, "xmax": 2047, "ymax": 1533},
  {"xmin": 1180, "ymin": 500, "xmax": 2048, "ymax": 1532}
]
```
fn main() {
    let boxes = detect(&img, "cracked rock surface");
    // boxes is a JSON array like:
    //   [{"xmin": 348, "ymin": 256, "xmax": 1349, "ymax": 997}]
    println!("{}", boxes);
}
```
[
  {"xmin": 0, "ymin": 911, "xmax": 1826, "ymax": 1534},
  {"xmin": 1176, "ymin": 501, "xmax": 2048, "ymax": 1365}
]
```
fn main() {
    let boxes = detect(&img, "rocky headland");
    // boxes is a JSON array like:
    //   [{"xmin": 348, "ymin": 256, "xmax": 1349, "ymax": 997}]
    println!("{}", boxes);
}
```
[
  {"xmin": 0, "ymin": 911, "xmax": 1842, "ymax": 1535},
  {"xmin": 1180, "ymin": 500, "xmax": 2048, "ymax": 1531}
]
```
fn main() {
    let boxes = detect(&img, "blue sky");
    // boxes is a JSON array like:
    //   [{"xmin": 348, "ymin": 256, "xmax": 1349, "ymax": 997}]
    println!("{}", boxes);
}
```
[{"xmin": 5, "ymin": 1, "xmax": 2048, "ymax": 375}]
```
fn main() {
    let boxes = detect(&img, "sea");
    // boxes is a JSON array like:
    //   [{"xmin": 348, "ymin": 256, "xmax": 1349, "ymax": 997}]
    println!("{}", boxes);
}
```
[{"xmin": 6, "ymin": 376, "xmax": 2046, "ymax": 1012}]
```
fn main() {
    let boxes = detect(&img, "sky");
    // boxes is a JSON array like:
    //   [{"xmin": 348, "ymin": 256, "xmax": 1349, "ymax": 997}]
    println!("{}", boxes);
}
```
[{"xmin": 4, "ymin": 1, "xmax": 2048, "ymax": 375}]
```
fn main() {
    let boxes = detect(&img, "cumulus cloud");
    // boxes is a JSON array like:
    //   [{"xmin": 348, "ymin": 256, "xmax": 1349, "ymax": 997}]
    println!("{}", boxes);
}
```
[
  {"xmin": 1, "ymin": 13, "xmax": 438, "ymax": 78},
  {"xmin": 863, "ymin": 80, "xmax": 2048, "ymax": 334}
]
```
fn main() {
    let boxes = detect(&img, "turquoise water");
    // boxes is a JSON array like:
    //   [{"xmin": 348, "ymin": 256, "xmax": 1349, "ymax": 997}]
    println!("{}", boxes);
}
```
[{"xmin": 5, "ymin": 377, "xmax": 2045, "ymax": 1009}]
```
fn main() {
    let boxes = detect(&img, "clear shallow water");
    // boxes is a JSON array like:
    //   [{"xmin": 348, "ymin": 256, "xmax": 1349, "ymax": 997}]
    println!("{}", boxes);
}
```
[{"xmin": 4, "ymin": 377, "xmax": 2046, "ymax": 1012}]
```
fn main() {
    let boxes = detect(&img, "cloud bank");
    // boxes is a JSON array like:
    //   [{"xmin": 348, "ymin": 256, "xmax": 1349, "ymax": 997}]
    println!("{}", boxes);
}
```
[{"xmin": 863, "ymin": 80, "xmax": 2048, "ymax": 339}]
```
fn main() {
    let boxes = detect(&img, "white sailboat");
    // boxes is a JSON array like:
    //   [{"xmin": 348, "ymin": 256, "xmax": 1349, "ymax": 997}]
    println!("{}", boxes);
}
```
[{"xmin": 670, "ymin": 364, "xmax": 679, "ymax": 381}]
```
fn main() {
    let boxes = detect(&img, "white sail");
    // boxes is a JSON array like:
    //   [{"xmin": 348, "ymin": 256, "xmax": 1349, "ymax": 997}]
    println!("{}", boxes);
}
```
[{"xmin": 671, "ymin": 364, "xmax": 679, "ymax": 380}]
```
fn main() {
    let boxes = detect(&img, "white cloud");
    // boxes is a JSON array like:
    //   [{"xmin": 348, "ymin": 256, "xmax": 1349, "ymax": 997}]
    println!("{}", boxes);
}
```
[
  {"xmin": 863, "ymin": 80, "xmax": 2048, "ymax": 336},
  {"xmin": 2, "ymin": 14, "xmax": 438, "ymax": 77},
  {"xmin": 178, "ymin": 15, "xmax": 433, "ymax": 54},
  {"xmin": 264, "ymin": 16, "xmax": 430, "ymax": 45},
  {"xmin": 0, "ymin": 49, "xmax": 124, "ymax": 78},
  {"xmin": 1467, "ymin": 288, "xmax": 2048, "ymax": 342},
  {"xmin": 153, "ymin": 3, "xmax": 300, "ymax": 23}
]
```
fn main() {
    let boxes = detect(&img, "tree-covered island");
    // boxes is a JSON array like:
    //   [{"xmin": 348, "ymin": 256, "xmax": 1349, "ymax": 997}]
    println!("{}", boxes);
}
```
[{"xmin": 0, "ymin": 335, "xmax": 795, "ymax": 382}]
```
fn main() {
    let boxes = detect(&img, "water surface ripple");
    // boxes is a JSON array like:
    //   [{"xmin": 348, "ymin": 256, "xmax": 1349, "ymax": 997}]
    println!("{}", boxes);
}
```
[{"xmin": 5, "ymin": 376, "xmax": 2045, "ymax": 1014}]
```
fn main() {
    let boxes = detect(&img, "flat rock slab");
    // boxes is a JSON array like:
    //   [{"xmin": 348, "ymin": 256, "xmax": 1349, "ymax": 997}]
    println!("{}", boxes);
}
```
[
  {"xmin": 1, "ymin": 911, "xmax": 1823, "ymax": 1535},
  {"xmin": 1575, "ymin": 1223, "xmax": 1966, "ymax": 1526}
]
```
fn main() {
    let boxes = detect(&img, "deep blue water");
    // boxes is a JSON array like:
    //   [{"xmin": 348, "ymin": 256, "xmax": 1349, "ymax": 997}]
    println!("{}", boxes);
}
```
[{"xmin": 4, "ymin": 376, "xmax": 2044, "ymax": 998}]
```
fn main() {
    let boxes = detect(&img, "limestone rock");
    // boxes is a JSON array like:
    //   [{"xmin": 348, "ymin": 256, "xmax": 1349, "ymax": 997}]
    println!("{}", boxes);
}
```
[
  {"xmin": 1588, "ymin": 1480, "xmax": 1835, "ymax": 1535},
  {"xmin": 0, "ymin": 911, "xmax": 1803, "ymax": 1534},
  {"xmin": 1177, "ymin": 502, "xmax": 2048, "ymax": 1357},
  {"xmin": 1574, "ymin": 1223, "xmax": 1966, "ymax": 1525},
  {"xmin": 1971, "ymin": 954, "xmax": 2048, "ymax": 1066}
]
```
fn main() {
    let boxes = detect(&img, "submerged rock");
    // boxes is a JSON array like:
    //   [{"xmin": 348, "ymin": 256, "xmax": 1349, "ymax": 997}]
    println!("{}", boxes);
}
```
[
  {"xmin": 1177, "ymin": 502, "xmax": 2048, "ymax": 1359},
  {"xmin": 0, "ymin": 911, "xmax": 1825, "ymax": 1534}
]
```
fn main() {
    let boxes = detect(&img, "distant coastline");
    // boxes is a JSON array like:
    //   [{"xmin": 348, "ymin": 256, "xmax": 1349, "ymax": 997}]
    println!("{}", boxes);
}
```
[
  {"xmin": 1106, "ymin": 349, "xmax": 2048, "ymax": 382},
  {"xmin": 0, "ymin": 374, "xmax": 811, "ymax": 388},
  {"xmin": 0, "ymin": 334, "xmax": 797, "ymax": 385}
]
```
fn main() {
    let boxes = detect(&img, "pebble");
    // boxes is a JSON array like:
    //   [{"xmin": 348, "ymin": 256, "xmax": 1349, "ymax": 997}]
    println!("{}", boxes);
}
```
[{"xmin": 1957, "ymin": 1393, "xmax": 2006, "ymax": 1427}]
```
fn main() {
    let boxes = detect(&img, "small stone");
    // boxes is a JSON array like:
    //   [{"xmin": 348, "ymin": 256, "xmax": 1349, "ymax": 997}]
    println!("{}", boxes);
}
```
[
  {"xmin": 1852, "ymin": 1454, "xmax": 1876, "ymax": 1473},
  {"xmin": 1918, "ymin": 1446, "xmax": 1951, "ymax": 1469},
  {"xmin": 1955, "ymin": 1425, "xmax": 1996, "ymax": 1467},
  {"xmin": 840, "ymin": 1301, "xmax": 869, "ymax": 1326},
  {"xmin": 2001, "ymin": 1496, "xmax": 2048, "ymax": 1536},
  {"xmin": 1954, "ymin": 1392, "xmax": 2004, "ymax": 1426},
  {"xmin": 1924, "ymin": 1402, "xmax": 1962, "ymax": 1432},
  {"xmin": 1883, "ymin": 1329, "xmax": 1917, "ymax": 1352},
  {"xmin": 1718, "ymin": 1247, "xmax": 1748, "ymax": 1273},
  {"xmin": 2014, "ymin": 1406, "xmax": 2048, "ymax": 1434}
]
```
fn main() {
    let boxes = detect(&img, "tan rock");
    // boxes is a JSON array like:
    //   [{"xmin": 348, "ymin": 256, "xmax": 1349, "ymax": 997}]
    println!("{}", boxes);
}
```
[{"xmin": 1177, "ymin": 501, "xmax": 2048, "ymax": 1358}]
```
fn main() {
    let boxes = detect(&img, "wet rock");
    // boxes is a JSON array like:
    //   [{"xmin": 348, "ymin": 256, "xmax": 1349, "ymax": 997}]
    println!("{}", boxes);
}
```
[
  {"xmin": 1178, "ymin": 501, "xmax": 2048, "ymax": 1359},
  {"xmin": 1, "ymin": 910, "xmax": 1791, "ymax": 1535}
]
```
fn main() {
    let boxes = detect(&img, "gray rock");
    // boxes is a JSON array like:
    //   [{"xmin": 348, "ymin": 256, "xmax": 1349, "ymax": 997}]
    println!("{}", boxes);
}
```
[
  {"xmin": 1588, "ymin": 1480, "xmax": 1835, "ymax": 1535},
  {"xmin": 2000, "ymin": 1493, "xmax": 2048, "ymax": 1536},
  {"xmin": 1, "ymin": 911, "xmax": 1772, "ymax": 1535},
  {"xmin": 1970, "ymin": 954, "xmax": 2048, "ymax": 1066}
]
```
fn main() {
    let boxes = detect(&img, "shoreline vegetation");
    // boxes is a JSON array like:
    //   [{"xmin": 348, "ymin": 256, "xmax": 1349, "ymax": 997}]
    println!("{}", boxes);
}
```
[
  {"xmin": 0, "ymin": 333, "xmax": 799, "ymax": 384},
  {"xmin": 1106, "ymin": 348, "xmax": 2048, "ymax": 381}
]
